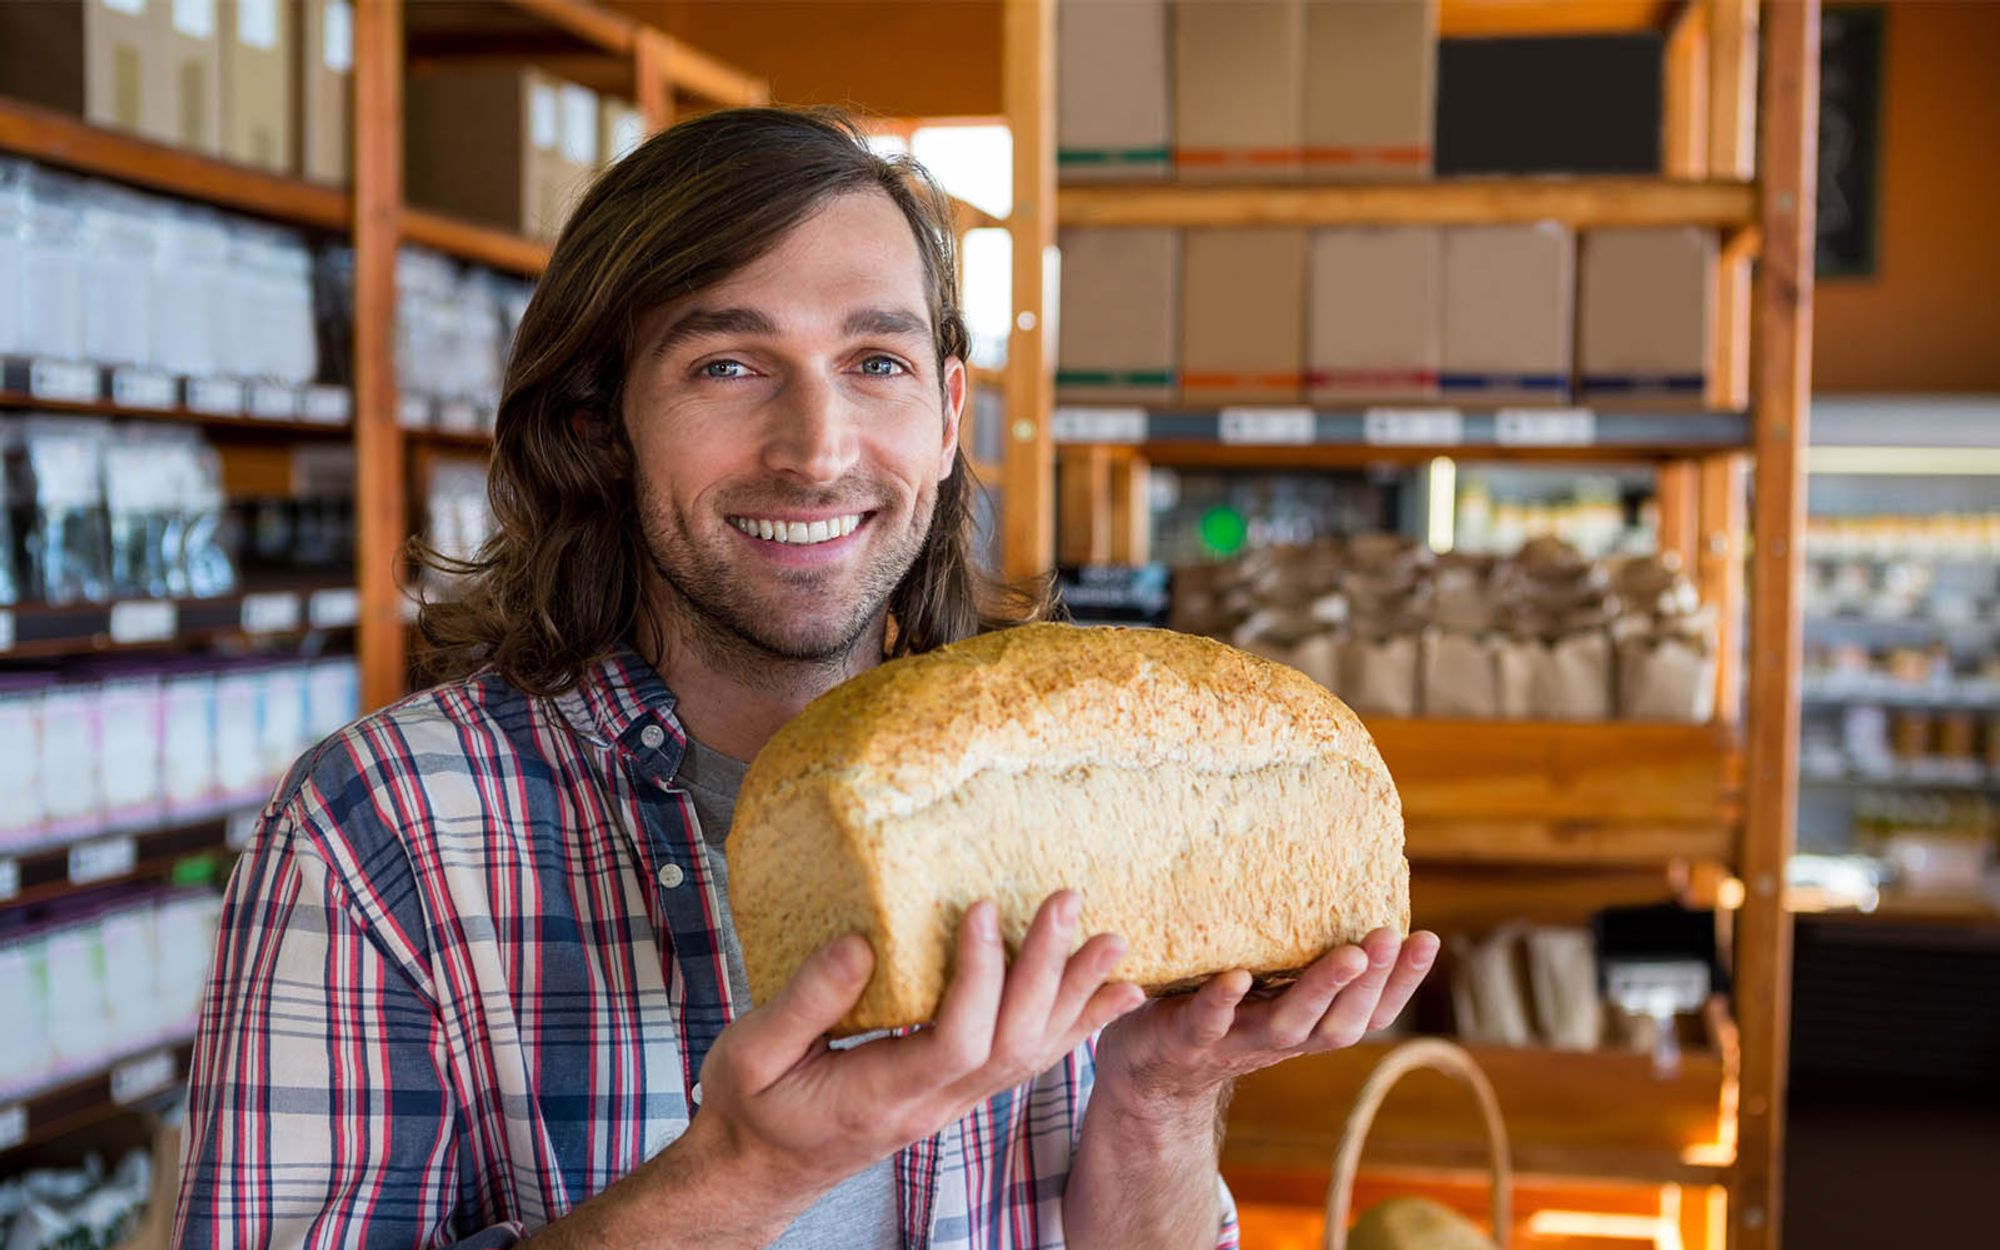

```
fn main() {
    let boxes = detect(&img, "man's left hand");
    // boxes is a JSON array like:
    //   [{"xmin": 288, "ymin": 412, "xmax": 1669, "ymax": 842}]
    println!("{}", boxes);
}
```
[{"xmin": 1090, "ymin": 927, "xmax": 1442, "ymax": 1108}]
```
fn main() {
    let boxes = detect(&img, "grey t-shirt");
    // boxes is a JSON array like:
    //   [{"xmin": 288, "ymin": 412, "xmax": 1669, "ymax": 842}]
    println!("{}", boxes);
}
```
[{"xmin": 674, "ymin": 736, "xmax": 901, "ymax": 1250}]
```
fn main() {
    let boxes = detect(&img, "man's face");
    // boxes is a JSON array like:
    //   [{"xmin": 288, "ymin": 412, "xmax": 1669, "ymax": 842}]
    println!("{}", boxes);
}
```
[{"xmin": 622, "ymin": 189, "xmax": 964, "ymax": 664}]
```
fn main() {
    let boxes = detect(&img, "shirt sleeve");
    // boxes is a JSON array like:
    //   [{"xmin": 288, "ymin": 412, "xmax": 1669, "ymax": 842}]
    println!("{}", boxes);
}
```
[{"xmin": 171, "ymin": 805, "xmax": 523, "ymax": 1250}]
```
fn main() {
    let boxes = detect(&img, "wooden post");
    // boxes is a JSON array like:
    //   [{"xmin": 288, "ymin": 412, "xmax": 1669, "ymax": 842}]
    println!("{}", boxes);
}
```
[
  {"xmin": 1056, "ymin": 447, "xmax": 1112, "ymax": 566},
  {"xmin": 1663, "ymin": 0, "xmax": 1710, "ymax": 178},
  {"xmin": 1736, "ymin": 3, "xmax": 1820, "ymax": 1248},
  {"xmin": 354, "ymin": 0, "xmax": 407, "ymax": 711},
  {"xmin": 1709, "ymin": 0, "xmax": 1758, "ymax": 412},
  {"xmin": 1698, "ymin": 453, "xmax": 1747, "ymax": 722},
  {"xmin": 634, "ymin": 26, "xmax": 674, "ymax": 132},
  {"xmin": 1655, "ymin": 460, "xmax": 1700, "ymax": 573},
  {"xmin": 1002, "ymin": 0, "xmax": 1055, "ymax": 578},
  {"xmin": 1108, "ymin": 449, "xmax": 1151, "ymax": 565}
]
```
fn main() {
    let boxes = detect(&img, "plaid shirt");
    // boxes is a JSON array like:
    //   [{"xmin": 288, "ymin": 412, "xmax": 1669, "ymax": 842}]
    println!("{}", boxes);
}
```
[{"xmin": 173, "ymin": 647, "xmax": 1241, "ymax": 1249}]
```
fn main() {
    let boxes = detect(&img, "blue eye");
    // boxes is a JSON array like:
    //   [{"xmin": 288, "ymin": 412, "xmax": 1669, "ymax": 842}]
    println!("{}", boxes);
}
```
[
  {"xmin": 703, "ymin": 359, "xmax": 748, "ymax": 379},
  {"xmin": 860, "ymin": 355, "xmax": 906, "ymax": 377}
]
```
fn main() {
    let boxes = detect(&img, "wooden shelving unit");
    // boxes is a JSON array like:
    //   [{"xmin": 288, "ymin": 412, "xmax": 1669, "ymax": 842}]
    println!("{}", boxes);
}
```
[{"xmin": 1003, "ymin": 2, "xmax": 1819, "ymax": 1246}]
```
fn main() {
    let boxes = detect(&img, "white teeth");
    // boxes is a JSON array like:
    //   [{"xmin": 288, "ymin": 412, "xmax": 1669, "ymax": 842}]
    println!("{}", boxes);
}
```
[{"xmin": 730, "ymin": 513, "xmax": 865, "ymax": 545}]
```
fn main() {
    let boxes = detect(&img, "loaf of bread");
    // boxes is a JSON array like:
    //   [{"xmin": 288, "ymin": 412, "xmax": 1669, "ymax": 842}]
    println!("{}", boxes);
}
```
[{"xmin": 728, "ymin": 622, "xmax": 1407, "ymax": 1034}]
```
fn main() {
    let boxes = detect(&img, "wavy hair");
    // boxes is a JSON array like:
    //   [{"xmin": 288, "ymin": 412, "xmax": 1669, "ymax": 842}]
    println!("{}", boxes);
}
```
[{"xmin": 416, "ymin": 107, "xmax": 1051, "ymax": 695}]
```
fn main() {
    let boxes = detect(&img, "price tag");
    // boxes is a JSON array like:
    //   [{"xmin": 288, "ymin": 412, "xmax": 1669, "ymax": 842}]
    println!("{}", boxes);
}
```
[
  {"xmin": 111, "ymin": 1049, "xmax": 177, "ymax": 1104},
  {"xmin": 301, "ymin": 386, "xmax": 352, "ymax": 424},
  {"xmin": 1051, "ymin": 408, "xmax": 1147, "ymax": 444},
  {"xmin": 28, "ymin": 359, "xmax": 98, "ymax": 403},
  {"xmin": 1219, "ymin": 408, "xmax": 1316, "ymax": 445},
  {"xmin": 226, "ymin": 809, "xmax": 262, "ymax": 851},
  {"xmin": 109, "ymin": 599, "xmax": 177, "ymax": 643},
  {"xmin": 239, "ymin": 591, "xmax": 302, "ymax": 634},
  {"xmin": 308, "ymin": 587, "xmax": 359, "ymax": 629},
  {"xmin": 110, "ymin": 367, "xmax": 176, "ymax": 410},
  {"xmin": 397, "ymin": 393, "xmax": 433, "ymax": 429},
  {"xmin": 1363, "ymin": 408, "xmax": 1464, "ymax": 446},
  {"xmin": 69, "ymin": 835, "xmax": 138, "ymax": 886},
  {"xmin": 0, "ymin": 1104, "xmax": 25, "ymax": 1151},
  {"xmin": 186, "ymin": 376, "xmax": 245, "ymax": 416},
  {"xmin": 1496, "ymin": 408, "xmax": 1596, "ymax": 447},
  {"xmin": 248, "ymin": 381, "xmax": 298, "ymax": 419},
  {"xmin": 0, "ymin": 608, "xmax": 14, "ymax": 652},
  {"xmin": 0, "ymin": 857, "xmax": 19, "ymax": 902}
]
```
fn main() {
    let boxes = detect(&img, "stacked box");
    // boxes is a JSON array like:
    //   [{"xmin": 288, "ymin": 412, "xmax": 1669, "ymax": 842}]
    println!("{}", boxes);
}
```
[
  {"xmin": 1303, "ymin": 0, "xmax": 1437, "ymax": 181},
  {"xmin": 600, "ymin": 95, "xmax": 646, "ymax": 168},
  {"xmin": 295, "ymin": 0, "xmax": 353, "ymax": 184},
  {"xmin": 221, "ymin": 0, "xmax": 294, "ymax": 171},
  {"xmin": 1057, "ymin": 0, "xmax": 1172, "ymax": 182},
  {"xmin": 154, "ymin": 0, "xmax": 225, "ymax": 154},
  {"xmin": 1307, "ymin": 227, "xmax": 1442, "ymax": 403},
  {"xmin": 1441, "ymin": 223, "xmax": 1575, "ymax": 405},
  {"xmin": 405, "ymin": 67, "xmax": 595, "ymax": 241},
  {"xmin": 1173, "ymin": 0, "xmax": 1305, "ymax": 181},
  {"xmin": 1579, "ymin": 226, "xmax": 1716, "ymax": 408},
  {"xmin": 1181, "ymin": 228, "xmax": 1308, "ymax": 405},
  {"xmin": 1057, "ymin": 227, "xmax": 1179, "ymax": 406}
]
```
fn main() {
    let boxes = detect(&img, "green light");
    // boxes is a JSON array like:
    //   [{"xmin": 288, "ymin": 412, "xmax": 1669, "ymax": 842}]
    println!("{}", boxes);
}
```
[{"xmin": 1199, "ymin": 506, "xmax": 1248, "ymax": 557}]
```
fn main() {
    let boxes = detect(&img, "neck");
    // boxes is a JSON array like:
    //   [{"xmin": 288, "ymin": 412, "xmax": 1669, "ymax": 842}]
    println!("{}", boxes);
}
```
[{"xmin": 639, "ymin": 593, "xmax": 888, "ymax": 764}]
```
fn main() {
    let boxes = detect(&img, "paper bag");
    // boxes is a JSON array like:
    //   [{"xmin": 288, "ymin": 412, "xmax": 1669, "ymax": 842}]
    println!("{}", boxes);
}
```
[
  {"xmin": 1421, "ymin": 629, "xmax": 1501, "ymax": 717},
  {"xmin": 1340, "ymin": 633, "xmax": 1420, "ymax": 717}
]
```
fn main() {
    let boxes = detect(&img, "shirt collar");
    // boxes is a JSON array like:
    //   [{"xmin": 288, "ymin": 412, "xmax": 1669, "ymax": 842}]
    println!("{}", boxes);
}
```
[{"xmin": 555, "ymin": 643, "xmax": 686, "ymax": 768}]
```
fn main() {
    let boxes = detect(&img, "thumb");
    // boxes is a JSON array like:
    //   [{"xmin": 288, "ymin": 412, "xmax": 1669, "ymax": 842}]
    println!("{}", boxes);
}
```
[{"xmin": 729, "ymin": 934, "xmax": 875, "ymax": 1089}]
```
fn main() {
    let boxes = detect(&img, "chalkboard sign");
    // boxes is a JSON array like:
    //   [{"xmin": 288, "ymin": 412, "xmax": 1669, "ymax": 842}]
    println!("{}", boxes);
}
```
[{"xmin": 1817, "ymin": 6, "xmax": 1884, "ymax": 277}]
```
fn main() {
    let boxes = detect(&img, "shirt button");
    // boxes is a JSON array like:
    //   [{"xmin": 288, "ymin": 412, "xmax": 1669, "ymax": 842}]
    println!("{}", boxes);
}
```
[
  {"xmin": 691, "ymin": 1081, "xmax": 703, "ymax": 1106},
  {"xmin": 657, "ymin": 861, "xmax": 685, "ymax": 889},
  {"xmin": 640, "ymin": 724, "xmax": 666, "ymax": 749}
]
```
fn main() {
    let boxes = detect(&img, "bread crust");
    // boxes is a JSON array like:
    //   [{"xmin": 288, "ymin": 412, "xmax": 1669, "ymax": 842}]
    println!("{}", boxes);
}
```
[{"xmin": 728, "ymin": 622, "xmax": 1408, "ymax": 1034}]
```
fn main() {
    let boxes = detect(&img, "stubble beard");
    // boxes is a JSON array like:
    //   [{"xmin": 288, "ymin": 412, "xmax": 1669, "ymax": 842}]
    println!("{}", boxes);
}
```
[{"xmin": 639, "ymin": 479, "xmax": 935, "ymax": 682}]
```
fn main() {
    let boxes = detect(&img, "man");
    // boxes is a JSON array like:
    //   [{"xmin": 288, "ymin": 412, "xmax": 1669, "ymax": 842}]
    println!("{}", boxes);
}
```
[{"xmin": 174, "ymin": 108, "xmax": 1438, "ymax": 1249}]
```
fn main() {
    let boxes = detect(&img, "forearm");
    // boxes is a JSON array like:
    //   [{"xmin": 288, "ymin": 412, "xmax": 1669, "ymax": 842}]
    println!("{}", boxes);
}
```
[
  {"xmin": 1064, "ymin": 1075, "xmax": 1230, "ymax": 1250},
  {"xmin": 521, "ymin": 1111, "xmax": 827, "ymax": 1250}
]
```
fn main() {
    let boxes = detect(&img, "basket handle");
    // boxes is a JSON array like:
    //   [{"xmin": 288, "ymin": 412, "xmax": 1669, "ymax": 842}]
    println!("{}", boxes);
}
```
[{"xmin": 1322, "ymin": 1039, "xmax": 1513, "ymax": 1250}]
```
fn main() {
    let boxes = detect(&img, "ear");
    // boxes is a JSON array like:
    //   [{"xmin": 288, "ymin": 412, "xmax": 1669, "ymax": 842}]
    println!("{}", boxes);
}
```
[{"xmin": 939, "ymin": 355, "xmax": 967, "ymax": 481}]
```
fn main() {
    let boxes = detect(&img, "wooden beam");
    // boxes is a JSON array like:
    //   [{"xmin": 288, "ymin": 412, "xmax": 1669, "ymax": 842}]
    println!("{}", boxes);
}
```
[
  {"xmin": 1655, "ymin": 460, "xmax": 1701, "ymax": 573},
  {"xmin": 1708, "ymin": 0, "xmax": 1759, "ymax": 413},
  {"xmin": 1440, "ymin": 0, "xmax": 1684, "ymax": 37},
  {"xmin": 1002, "ymin": 0, "xmax": 1055, "ymax": 579},
  {"xmin": 1058, "ymin": 177, "xmax": 1758, "ymax": 230},
  {"xmin": 400, "ymin": 208, "xmax": 551, "ymax": 275},
  {"xmin": 1735, "ymin": 1, "xmax": 1819, "ymax": 1245},
  {"xmin": 498, "ymin": 0, "xmax": 636, "ymax": 54},
  {"xmin": 1697, "ymin": 453, "xmax": 1747, "ymax": 722},
  {"xmin": 354, "ymin": 0, "xmax": 407, "ymax": 712},
  {"xmin": 1663, "ymin": 0, "xmax": 1711, "ymax": 177},
  {"xmin": 1107, "ymin": 449, "xmax": 1150, "ymax": 565},
  {"xmin": 633, "ymin": 26, "xmax": 674, "ymax": 132},
  {"xmin": 1056, "ymin": 447, "xmax": 1112, "ymax": 566}
]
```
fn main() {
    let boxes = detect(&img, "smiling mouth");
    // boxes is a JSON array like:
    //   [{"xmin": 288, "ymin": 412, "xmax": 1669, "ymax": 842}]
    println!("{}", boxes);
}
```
[{"xmin": 727, "ymin": 512, "xmax": 870, "ymax": 546}]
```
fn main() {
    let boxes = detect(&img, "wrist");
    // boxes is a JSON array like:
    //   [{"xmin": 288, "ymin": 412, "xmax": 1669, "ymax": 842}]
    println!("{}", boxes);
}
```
[
  {"xmin": 628, "ymin": 1109, "xmax": 830, "ymax": 1246},
  {"xmin": 1090, "ymin": 1061, "xmax": 1227, "ymax": 1137}
]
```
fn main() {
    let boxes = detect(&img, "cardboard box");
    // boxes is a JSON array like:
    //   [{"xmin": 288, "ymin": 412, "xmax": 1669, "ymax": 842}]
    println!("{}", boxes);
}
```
[
  {"xmin": 1173, "ymin": 0, "xmax": 1305, "ymax": 181},
  {"xmin": 1303, "ymin": 0, "xmax": 1437, "ymax": 181},
  {"xmin": 0, "ymin": 0, "xmax": 157, "ymax": 138},
  {"xmin": 405, "ymin": 67, "xmax": 593, "ymax": 241},
  {"xmin": 600, "ymin": 95, "xmax": 646, "ymax": 168},
  {"xmin": 1057, "ymin": 227, "xmax": 1179, "ymax": 405},
  {"xmin": 1307, "ymin": 226, "xmax": 1441, "ymax": 403},
  {"xmin": 153, "ymin": 0, "xmax": 224, "ymax": 153},
  {"xmin": 1058, "ymin": 0, "xmax": 1171, "ymax": 182},
  {"xmin": 221, "ymin": 0, "xmax": 292, "ymax": 171},
  {"xmin": 1181, "ymin": 228, "xmax": 1307, "ymax": 405},
  {"xmin": 1579, "ymin": 227, "xmax": 1715, "ymax": 408},
  {"xmin": 1441, "ymin": 223, "xmax": 1575, "ymax": 405},
  {"xmin": 295, "ymin": 0, "xmax": 352, "ymax": 184}
]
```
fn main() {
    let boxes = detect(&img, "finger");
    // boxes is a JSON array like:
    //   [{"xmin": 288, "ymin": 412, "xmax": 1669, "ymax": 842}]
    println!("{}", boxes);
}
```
[
  {"xmin": 729, "ymin": 933, "xmax": 875, "ymax": 1089},
  {"xmin": 1182, "ymin": 969, "xmax": 1254, "ymax": 1047},
  {"xmin": 1311, "ymin": 928, "xmax": 1401, "ymax": 1049},
  {"xmin": 1045, "ymin": 930, "xmax": 1129, "ymax": 1032},
  {"xmin": 1055, "ymin": 980, "xmax": 1148, "ymax": 1056},
  {"xmin": 924, "ymin": 901, "xmax": 1006, "ymax": 1076},
  {"xmin": 1260, "ymin": 943, "xmax": 1369, "ymax": 1049},
  {"xmin": 989, "ymin": 891, "xmax": 1083, "ymax": 1066},
  {"xmin": 1367, "ymin": 930, "xmax": 1440, "ymax": 1032}
]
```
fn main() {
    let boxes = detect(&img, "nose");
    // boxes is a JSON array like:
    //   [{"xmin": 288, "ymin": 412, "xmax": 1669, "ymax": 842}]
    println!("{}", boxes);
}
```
[{"xmin": 761, "ymin": 369, "xmax": 861, "ymax": 486}]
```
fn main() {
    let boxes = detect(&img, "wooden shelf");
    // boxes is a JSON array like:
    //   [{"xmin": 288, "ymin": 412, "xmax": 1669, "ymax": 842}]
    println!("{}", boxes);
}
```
[
  {"xmin": 0, "ymin": 1039, "xmax": 195, "ymax": 1158},
  {"xmin": 950, "ymin": 196, "xmax": 1006, "ymax": 235},
  {"xmin": 0, "ymin": 97, "xmax": 348, "ymax": 231},
  {"xmin": 1, "ymin": 362, "xmax": 353, "ymax": 435},
  {"xmin": 1223, "ymin": 1037, "xmax": 1734, "ymax": 1188},
  {"xmin": 407, "ymin": 425, "xmax": 498, "ymax": 453},
  {"xmin": 1057, "ymin": 177, "xmax": 1757, "ymax": 230},
  {"xmin": 0, "ymin": 810, "xmax": 246, "ymax": 914},
  {"xmin": 0, "ymin": 584, "xmax": 357, "ymax": 661},
  {"xmin": 400, "ymin": 208, "xmax": 553, "ymax": 275},
  {"xmin": 1440, "ymin": 0, "xmax": 1687, "ymax": 38}
]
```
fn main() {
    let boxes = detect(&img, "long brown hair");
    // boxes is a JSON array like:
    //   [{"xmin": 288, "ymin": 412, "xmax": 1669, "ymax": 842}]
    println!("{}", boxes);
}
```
[{"xmin": 416, "ymin": 106, "xmax": 1051, "ymax": 696}]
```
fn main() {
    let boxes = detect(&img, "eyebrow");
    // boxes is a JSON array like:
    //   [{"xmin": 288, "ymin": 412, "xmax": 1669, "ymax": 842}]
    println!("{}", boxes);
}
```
[{"xmin": 646, "ymin": 304, "xmax": 935, "ymax": 361}]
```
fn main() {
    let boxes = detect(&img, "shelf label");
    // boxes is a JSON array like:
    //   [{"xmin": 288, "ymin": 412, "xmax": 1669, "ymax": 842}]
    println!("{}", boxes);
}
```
[
  {"xmin": 110, "ymin": 367, "xmax": 177, "ymax": 410},
  {"xmin": 1220, "ymin": 407, "xmax": 1315, "ymax": 445},
  {"xmin": 0, "ymin": 608, "xmax": 13, "ymax": 653},
  {"xmin": 397, "ymin": 393, "xmax": 433, "ymax": 429},
  {"xmin": 111, "ymin": 1049, "xmax": 177, "ymax": 1105},
  {"xmin": 301, "ymin": 386, "xmax": 352, "ymax": 424},
  {"xmin": 1364, "ymin": 408, "xmax": 1464, "ymax": 446},
  {"xmin": 1496, "ymin": 408, "xmax": 1596, "ymax": 447},
  {"xmin": 308, "ymin": 587, "xmax": 360, "ymax": 630},
  {"xmin": 0, "ymin": 1104, "xmax": 24, "ymax": 1151},
  {"xmin": 1051, "ymin": 407, "xmax": 1147, "ymax": 444},
  {"xmin": 239, "ymin": 591, "xmax": 302, "ymax": 635},
  {"xmin": 69, "ymin": 835, "xmax": 138, "ymax": 886},
  {"xmin": 248, "ymin": 382, "xmax": 299, "ymax": 419},
  {"xmin": 0, "ymin": 857, "xmax": 18, "ymax": 902},
  {"xmin": 28, "ymin": 359, "xmax": 98, "ymax": 403},
  {"xmin": 226, "ymin": 809, "xmax": 262, "ymax": 851},
  {"xmin": 186, "ymin": 376, "xmax": 245, "ymax": 416},
  {"xmin": 109, "ymin": 599, "xmax": 177, "ymax": 644}
]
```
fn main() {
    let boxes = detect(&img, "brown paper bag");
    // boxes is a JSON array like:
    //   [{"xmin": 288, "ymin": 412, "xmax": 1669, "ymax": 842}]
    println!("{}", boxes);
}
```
[
  {"xmin": 1421, "ymin": 629, "xmax": 1502, "ymax": 717},
  {"xmin": 1618, "ymin": 632, "xmax": 1717, "ymax": 722},
  {"xmin": 1532, "ymin": 628, "xmax": 1613, "ymax": 720},
  {"xmin": 1340, "ymin": 632, "xmax": 1420, "ymax": 716},
  {"xmin": 1495, "ymin": 637, "xmax": 1538, "ymax": 719}
]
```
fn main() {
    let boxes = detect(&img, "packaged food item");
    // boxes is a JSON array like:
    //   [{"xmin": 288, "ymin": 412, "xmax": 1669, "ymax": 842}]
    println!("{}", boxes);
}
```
[
  {"xmin": 162, "ymin": 666, "xmax": 221, "ymax": 817},
  {"xmin": 38, "ymin": 674, "xmax": 105, "ymax": 844},
  {"xmin": 86, "ymin": 663, "xmax": 166, "ymax": 834},
  {"xmin": 0, "ymin": 673, "xmax": 48, "ymax": 851},
  {"xmin": 6, "ymin": 417, "xmax": 114, "ymax": 606}
]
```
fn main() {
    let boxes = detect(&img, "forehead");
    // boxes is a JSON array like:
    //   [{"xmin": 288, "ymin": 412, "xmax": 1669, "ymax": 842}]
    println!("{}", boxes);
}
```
[{"xmin": 641, "ymin": 188, "xmax": 933, "ymax": 340}]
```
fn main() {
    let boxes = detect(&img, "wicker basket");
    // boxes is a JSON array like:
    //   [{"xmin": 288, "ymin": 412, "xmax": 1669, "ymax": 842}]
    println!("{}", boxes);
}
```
[{"xmin": 1323, "ymin": 1039, "xmax": 1514, "ymax": 1250}]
